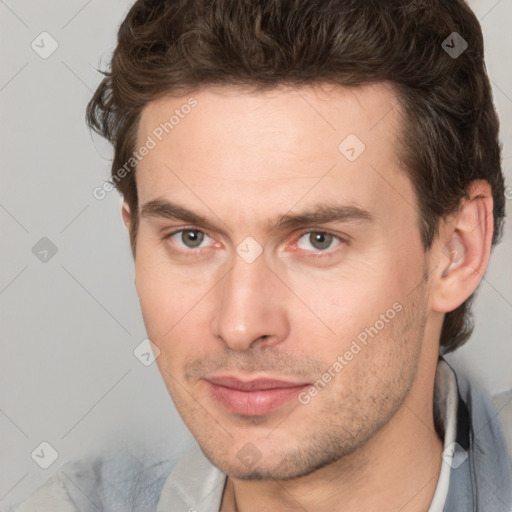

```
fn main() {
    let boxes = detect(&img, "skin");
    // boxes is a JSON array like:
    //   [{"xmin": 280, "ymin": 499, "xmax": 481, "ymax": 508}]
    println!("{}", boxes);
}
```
[{"xmin": 122, "ymin": 83, "xmax": 493, "ymax": 512}]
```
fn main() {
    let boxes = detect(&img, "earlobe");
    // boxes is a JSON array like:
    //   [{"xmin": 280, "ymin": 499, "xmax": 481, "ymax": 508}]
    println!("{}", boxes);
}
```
[{"xmin": 431, "ymin": 180, "xmax": 494, "ymax": 313}]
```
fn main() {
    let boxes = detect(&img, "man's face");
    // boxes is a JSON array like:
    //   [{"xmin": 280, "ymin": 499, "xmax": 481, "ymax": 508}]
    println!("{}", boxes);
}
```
[{"xmin": 132, "ymin": 83, "xmax": 435, "ymax": 479}]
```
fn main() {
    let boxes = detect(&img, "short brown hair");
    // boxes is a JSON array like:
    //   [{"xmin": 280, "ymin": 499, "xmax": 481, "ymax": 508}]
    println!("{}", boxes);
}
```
[{"xmin": 86, "ymin": 0, "xmax": 505, "ymax": 353}]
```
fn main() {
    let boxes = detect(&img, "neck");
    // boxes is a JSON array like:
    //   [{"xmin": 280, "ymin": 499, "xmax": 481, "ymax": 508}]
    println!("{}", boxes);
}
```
[{"xmin": 220, "ymin": 360, "xmax": 443, "ymax": 512}]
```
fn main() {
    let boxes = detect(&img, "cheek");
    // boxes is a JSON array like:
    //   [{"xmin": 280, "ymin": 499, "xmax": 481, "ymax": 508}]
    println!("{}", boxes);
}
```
[
  {"xmin": 134, "ymin": 265, "xmax": 168, "ymax": 334},
  {"xmin": 318, "ymin": 289, "xmax": 425, "ymax": 422},
  {"xmin": 134, "ymin": 256, "xmax": 215, "ymax": 373},
  {"xmin": 278, "ymin": 248, "xmax": 424, "ymax": 376},
  {"xmin": 134, "ymin": 256, "xmax": 184, "ymax": 348},
  {"xmin": 135, "ymin": 240, "xmax": 194, "ymax": 319},
  {"xmin": 280, "ymin": 261, "xmax": 406, "ymax": 337}
]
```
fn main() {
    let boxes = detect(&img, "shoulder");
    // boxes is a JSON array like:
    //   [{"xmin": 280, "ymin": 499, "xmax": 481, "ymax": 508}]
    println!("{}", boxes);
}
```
[
  {"xmin": 445, "ymin": 358, "xmax": 512, "ymax": 507},
  {"xmin": 157, "ymin": 443, "xmax": 227, "ymax": 511},
  {"xmin": 9, "ymin": 448, "xmax": 178, "ymax": 512},
  {"xmin": 9, "ymin": 473, "xmax": 77, "ymax": 512}
]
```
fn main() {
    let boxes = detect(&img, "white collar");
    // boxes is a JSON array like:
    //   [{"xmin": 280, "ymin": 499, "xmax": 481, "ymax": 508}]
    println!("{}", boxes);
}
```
[{"xmin": 427, "ymin": 359, "xmax": 458, "ymax": 511}]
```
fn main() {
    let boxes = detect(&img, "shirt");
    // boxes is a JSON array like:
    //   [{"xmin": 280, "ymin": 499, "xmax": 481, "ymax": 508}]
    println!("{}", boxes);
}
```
[{"xmin": 11, "ymin": 358, "xmax": 512, "ymax": 511}]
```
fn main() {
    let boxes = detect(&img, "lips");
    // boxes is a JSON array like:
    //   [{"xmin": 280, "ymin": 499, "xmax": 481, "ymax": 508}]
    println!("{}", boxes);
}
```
[
  {"xmin": 204, "ymin": 374, "xmax": 311, "ymax": 415},
  {"xmin": 206, "ymin": 375, "xmax": 309, "ymax": 391}
]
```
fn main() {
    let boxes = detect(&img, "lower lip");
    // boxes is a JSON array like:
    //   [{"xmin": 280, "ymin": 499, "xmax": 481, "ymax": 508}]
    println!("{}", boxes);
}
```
[{"xmin": 205, "ymin": 380, "xmax": 310, "ymax": 416}]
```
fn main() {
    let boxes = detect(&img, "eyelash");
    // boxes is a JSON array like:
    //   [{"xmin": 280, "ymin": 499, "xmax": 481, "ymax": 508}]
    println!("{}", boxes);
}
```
[{"xmin": 163, "ymin": 227, "xmax": 346, "ymax": 259}]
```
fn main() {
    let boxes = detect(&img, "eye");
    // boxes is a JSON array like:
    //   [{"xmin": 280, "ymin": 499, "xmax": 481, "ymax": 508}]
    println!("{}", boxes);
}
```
[
  {"xmin": 166, "ymin": 229, "xmax": 213, "ymax": 250},
  {"xmin": 296, "ymin": 231, "xmax": 343, "ymax": 252}
]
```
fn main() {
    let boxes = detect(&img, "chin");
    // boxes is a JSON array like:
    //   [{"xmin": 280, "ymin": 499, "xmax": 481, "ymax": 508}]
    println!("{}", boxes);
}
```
[{"xmin": 200, "ymin": 441, "xmax": 344, "ymax": 481}]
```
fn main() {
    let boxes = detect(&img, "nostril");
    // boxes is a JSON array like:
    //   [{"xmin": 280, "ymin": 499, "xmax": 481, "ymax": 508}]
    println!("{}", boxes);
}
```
[{"xmin": 251, "ymin": 334, "xmax": 270, "ymax": 347}]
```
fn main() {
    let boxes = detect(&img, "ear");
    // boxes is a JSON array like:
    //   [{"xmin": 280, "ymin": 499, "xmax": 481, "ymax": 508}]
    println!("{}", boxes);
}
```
[
  {"xmin": 121, "ymin": 201, "xmax": 132, "ymax": 230},
  {"xmin": 430, "ymin": 180, "xmax": 494, "ymax": 313}
]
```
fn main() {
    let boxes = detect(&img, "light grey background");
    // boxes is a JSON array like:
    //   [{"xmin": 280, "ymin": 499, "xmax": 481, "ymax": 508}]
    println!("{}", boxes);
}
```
[{"xmin": 0, "ymin": 0, "xmax": 511, "ymax": 508}]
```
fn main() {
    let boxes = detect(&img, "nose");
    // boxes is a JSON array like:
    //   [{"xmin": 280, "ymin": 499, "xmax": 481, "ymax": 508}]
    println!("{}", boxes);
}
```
[{"xmin": 211, "ymin": 251, "xmax": 290, "ymax": 351}]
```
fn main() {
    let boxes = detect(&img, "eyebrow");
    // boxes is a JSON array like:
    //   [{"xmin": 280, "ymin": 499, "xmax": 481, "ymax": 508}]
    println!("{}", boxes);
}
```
[{"xmin": 139, "ymin": 199, "xmax": 374, "ymax": 233}]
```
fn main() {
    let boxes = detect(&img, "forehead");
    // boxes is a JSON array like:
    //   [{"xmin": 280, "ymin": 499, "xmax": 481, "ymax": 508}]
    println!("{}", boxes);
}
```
[{"xmin": 135, "ymin": 83, "xmax": 416, "ymax": 233}]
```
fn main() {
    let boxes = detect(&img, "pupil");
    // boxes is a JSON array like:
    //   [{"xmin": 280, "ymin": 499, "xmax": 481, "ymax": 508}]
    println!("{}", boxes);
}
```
[
  {"xmin": 182, "ymin": 230, "xmax": 204, "ymax": 248},
  {"xmin": 311, "ymin": 232, "xmax": 332, "ymax": 250}
]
